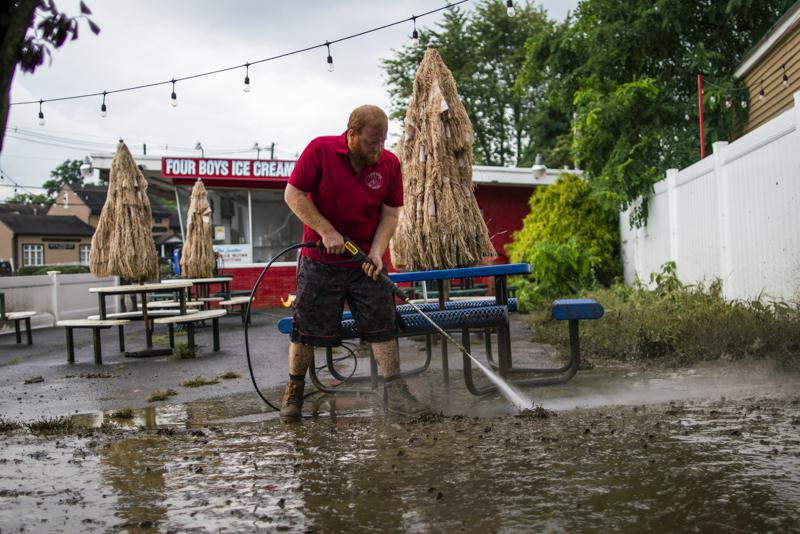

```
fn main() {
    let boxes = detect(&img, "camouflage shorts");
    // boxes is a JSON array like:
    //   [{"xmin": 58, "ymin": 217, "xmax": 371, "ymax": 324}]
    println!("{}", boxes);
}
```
[{"xmin": 291, "ymin": 256, "xmax": 397, "ymax": 347}]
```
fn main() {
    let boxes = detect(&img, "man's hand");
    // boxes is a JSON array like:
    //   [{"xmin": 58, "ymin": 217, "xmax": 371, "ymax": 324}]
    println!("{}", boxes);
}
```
[
  {"xmin": 363, "ymin": 250, "xmax": 383, "ymax": 280},
  {"xmin": 320, "ymin": 231, "xmax": 345, "ymax": 255}
]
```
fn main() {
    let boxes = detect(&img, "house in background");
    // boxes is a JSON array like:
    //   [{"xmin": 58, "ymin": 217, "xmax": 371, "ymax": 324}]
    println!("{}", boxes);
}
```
[
  {"xmin": 735, "ymin": 0, "xmax": 800, "ymax": 132},
  {"xmin": 48, "ymin": 184, "xmax": 182, "ymax": 258},
  {"xmin": 0, "ymin": 213, "xmax": 95, "ymax": 271}
]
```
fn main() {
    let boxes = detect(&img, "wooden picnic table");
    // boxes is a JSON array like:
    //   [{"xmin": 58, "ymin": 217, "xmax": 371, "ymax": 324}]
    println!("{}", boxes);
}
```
[
  {"xmin": 162, "ymin": 277, "xmax": 233, "ymax": 308},
  {"xmin": 89, "ymin": 280, "xmax": 193, "ymax": 357}
]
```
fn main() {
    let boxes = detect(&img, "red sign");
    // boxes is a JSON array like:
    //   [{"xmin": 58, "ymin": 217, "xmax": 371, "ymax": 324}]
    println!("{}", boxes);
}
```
[{"xmin": 161, "ymin": 157, "xmax": 295, "ymax": 180}]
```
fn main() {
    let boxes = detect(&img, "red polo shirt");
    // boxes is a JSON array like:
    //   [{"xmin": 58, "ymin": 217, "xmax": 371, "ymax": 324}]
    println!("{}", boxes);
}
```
[{"xmin": 288, "ymin": 132, "xmax": 403, "ymax": 265}]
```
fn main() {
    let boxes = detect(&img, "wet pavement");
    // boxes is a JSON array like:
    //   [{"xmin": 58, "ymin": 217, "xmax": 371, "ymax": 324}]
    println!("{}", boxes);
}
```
[{"xmin": 1, "ymin": 311, "xmax": 800, "ymax": 532}]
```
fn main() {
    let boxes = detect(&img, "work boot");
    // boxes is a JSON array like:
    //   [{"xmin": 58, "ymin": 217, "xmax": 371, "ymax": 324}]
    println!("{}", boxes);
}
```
[
  {"xmin": 384, "ymin": 378, "xmax": 431, "ymax": 417},
  {"xmin": 280, "ymin": 380, "xmax": 305, "ymax": 421}
]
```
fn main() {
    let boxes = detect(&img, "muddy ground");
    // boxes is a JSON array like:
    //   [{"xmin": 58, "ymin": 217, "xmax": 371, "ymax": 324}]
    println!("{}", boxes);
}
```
[{"xmin": 1, "ymin": 312, "xmax": 799, "ymax": 532}]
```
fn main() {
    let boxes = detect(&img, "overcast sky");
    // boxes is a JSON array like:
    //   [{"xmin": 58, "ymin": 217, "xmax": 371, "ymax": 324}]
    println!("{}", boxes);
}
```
[{"xmin": 1, "ymin": 0, "xmax": 578, "ymax": 200}]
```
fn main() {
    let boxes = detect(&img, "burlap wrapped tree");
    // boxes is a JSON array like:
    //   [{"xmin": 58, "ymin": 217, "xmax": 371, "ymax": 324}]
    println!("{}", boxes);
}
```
[
  {"xmin": 391, "ymin": 47, "xmax": 494, "ymax": 270},
  {"xmin": 180, "ymin": 179, "xmax": 216, "ymax": 278},
  {"xmin": 89, "ymin": 141, "xmax": 158, "ymax": 282}
]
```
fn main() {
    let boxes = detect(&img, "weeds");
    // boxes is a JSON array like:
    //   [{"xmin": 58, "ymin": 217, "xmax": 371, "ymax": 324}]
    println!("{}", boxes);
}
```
[
  {"xmin": 148, "ymin": 389, "xmax": 178, "ymax": 402},
  {"xmin": 527, "ymin": 264, "xmax": 800, "ymax": 367},
  {"xmin": 0, "ymin": 416, "xmax": 21, "ymax": 432},
  {"xmin": 175, "ymin": 342, "xmax": 197, "ymax": 359},
  {"xmin": 181, "ymin": 376, "xmax": 219, "ymax": 388},
  {"xmin": 26, "ymin": 416, "xmax": 75, "ymax": 434},
  {"xmin": 110, "ymin": 408, "xmax": 134, "ymax": 419},
  {"xmin": 218, "ymin": 371, "xmax": 241, "ymax": 380},
  {"xmin": 151, "ymin": 334, "xmax": 168, "ymax": 345}
]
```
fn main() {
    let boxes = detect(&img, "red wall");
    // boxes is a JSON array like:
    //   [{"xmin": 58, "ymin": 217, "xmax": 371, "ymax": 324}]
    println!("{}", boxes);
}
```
[
  {"xmin": 474, "ymin": 185, "xmax": 534, "ymax": 259},
  {"xmin": 221, "ymin": 185, "xmax": 534, "ymax": 309}
]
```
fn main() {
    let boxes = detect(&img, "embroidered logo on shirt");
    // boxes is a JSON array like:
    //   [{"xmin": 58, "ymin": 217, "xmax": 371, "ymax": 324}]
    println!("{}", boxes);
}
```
[{"xmin": 365, "ymin": 172, "xmax": 383, "ymax": 190}]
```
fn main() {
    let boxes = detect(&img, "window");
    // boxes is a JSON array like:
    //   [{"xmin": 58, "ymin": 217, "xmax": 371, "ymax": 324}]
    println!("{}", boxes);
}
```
[
  {"xmin": 80, "ymin": 245, "xmax": 91, "ymax": 266},
  {"xmin": 22, "ymin": 244, "xmax": 44, "ymax": 266}
]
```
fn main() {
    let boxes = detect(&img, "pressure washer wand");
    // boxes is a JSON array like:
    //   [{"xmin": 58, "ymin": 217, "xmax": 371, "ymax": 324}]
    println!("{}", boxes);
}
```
[{"xmin": 340, "ymin": 239, "xmax": 531, "ymax": 409}]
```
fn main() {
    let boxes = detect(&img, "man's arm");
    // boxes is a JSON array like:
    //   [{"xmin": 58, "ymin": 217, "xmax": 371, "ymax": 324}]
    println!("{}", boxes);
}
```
[
  {"xmin": 284, "ymin": 183, "xmax": 345, "ymax": 254},
  {"xmin": 364, "ymin": 204, "xmax": 400, "ymax": 279}
]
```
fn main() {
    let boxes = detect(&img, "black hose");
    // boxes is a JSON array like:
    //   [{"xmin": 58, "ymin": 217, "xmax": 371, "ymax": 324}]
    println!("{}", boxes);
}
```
[{"xmin": 244, "ymin": 241, "xmax": 317, "ymax": 410}]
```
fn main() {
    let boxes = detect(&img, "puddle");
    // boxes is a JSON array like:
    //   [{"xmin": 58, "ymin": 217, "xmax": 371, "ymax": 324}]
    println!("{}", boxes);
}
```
[{"xmin": 1, "ymin": 363, "xmax": 800, "ymax": 531}]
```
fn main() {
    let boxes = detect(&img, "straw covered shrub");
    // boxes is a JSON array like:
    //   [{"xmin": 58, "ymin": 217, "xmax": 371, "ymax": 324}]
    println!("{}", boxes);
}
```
[
  {"xmin": 529, "ymin": 262, "xmax": 800, "ymax": 367},
  {"xmin": 391, "ymin": 47, "xmax": 495, "ymax": 270},
  {"xmin": 507, "ymin": 173, "xmax": 620, "ymax": 307}
]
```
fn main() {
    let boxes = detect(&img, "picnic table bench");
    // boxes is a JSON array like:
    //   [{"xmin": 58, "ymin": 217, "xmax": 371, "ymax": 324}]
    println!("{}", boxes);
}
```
[{"xmin": 278, "ymin": 263, "xmax": 603, "ymax": 398}]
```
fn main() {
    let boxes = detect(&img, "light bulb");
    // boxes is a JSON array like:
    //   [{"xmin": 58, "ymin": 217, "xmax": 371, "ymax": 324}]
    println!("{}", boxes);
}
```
[
  {"xmin": 506, "ymin": 0, "xmax": 515, "ymax": 16},
  {"xmin": 38, "ymin": 111, "xmax": 45, "ymax": 126},
  {"xmin": 411, "ymin": 29, "xmax": 419, "ymax": 46},
  {"xmin": 709, "ymin": 95, "xmax": 716, "ymax": 104},
  {"xmin": 783, "ymin": 74, "xmax": 789, "ymax": 87},
  {"xmin": 725, "ymin": 100, "xmax": 732, "ymax": 108},
  {"xmin": 684, "ymin": 113, "xmax": 690, "ymax": 121},
  {"xmin": 243, "ymin": 75, "xmax": 251, "ymax": 92},
  {"xmin": 171, "ymin": 91, "xmax": 178, "ymax": 107},
  {"xmin": 327, "ymin": 55, "xmax": 334, "ymax": 72},
  {"xmin": 741, "ymin": 100, "xmax": 747, "ymax": 109},
  {"xmin": 101, "ymin": 103, "xmax": 107, "ymax": 117}
]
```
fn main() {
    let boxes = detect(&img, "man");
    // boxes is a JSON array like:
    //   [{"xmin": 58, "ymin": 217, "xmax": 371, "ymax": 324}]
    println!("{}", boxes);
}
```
[{"xmin": 282, "ymin": 104, "xmax": 423, "ymax": 421}]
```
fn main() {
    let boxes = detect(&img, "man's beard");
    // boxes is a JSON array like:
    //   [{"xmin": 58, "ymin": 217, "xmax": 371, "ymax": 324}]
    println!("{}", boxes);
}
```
[{"xmin": 348, "ymin": 136, "xmax": 381, "ymax": 167}]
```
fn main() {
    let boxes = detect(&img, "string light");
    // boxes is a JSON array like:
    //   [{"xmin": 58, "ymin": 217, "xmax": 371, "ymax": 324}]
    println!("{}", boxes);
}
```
[
  {"xmin": 10, "ymin": 1, "xmax": 471, "ymax": 117},
  {"xmin": 725, "ymin": 99, "xmax": 732, "ymax": 108},
  {"xmin": 759, "ymin": 79, "xmax": 765, "ymax": 100},
  {"xmin": 782, "ymin": 64, "xmax": 789, "ymax": 87},
  {"xmin": 741, "ymin": 99, "xmax": 748, "ymax": 109},
  {"xmin": 170, "ymin": 79, "xmax": 178, "ymax": 107},
  {"xmin": 684, "ymin": 113, "xmax": 690, "ymax": 121},
  {"xmin": 243, "ymin": 63, "xmax": 251, "ymax": 92},
  {"xmin": 325, "ymin": 41, "xmax": 334, "ymax": 72},
  {"xmin": 100, "ymin": 91, "xmax": 107, "ymax": 117},
  {"xmin": 38, "ymin": 100, "xmax": 45, "ymax": 126},
  {"xmin": 411, "ymin": 16, "xmax": 419, "ymax": 46},
  {"xmin": 506, "ymin": 0, "xmax": 515, "ymax": 16}
]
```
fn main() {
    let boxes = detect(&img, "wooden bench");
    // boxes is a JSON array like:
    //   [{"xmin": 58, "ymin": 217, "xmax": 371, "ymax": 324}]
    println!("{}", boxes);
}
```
[
  {"xmin": 139, "ymin": 300, "xmax": 204, "ymax": 309},
  {"xmin": 219, "ymin": 296, "xmax": 252, "ymax": 325},
  {"xmin": 57, "ymin": 319, "xmax": 130, "ymax": 364},
  {"xmin": 4, "ymin": 311, "xmax": 37, "ymax": 345},
  {"xmin": 154, "ymin": 309, "xmax": 227, "ymax": 351}
]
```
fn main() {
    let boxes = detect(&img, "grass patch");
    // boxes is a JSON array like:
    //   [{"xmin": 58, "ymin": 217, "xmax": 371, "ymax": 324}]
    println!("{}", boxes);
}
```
[
  {"xmin": 147, "ymin": 389, "xmax": 178, "ymax": 402},
  {"xmin": 0, "ymin": 358, "xmax": 20, "ymax": 367},
  {"xmin": 0, "ymin": 416, "xmax": 22, "ymax": 432},
  {"xmin": 175, "ymin": 342, "xmax": 197, "ymax": 360},
  {"xmin": 527, "ymin": 265, "xmax": 800, "ymax": 367},
  {"xmin": 218, "ymin": 371, "xmax": 241, "ymax": 380},
  {"xmin": 175, "ymin": 329, "xmax": 187, "ymax": 338},
  {"xmin": 26, "ymin": 416, "xmax": 75, "ymax": 434},
  {"xmin": 110, "ymin": 408, "xmax": 134, "ymax": 419},
  {"xmin": 181, "ymin": 376, "xmax": 219, "ymax": 388},
  {"xmin": 151, "ymin": 334, "xmax": 168, "ymax": 345}
]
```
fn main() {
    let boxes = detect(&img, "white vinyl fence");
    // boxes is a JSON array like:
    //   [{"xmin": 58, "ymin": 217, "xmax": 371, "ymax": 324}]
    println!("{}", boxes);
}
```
[
  {"xmin": 0, "ymin": 272, "xmax": 120, "ymax": 336},
  {"xmin": 621, "ymin": 91, "xmax": 800, "ymax": 302}
]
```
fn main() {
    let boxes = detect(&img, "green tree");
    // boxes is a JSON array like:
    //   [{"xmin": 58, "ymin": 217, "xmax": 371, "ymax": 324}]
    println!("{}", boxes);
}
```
[
  {"xmin": 0, "ymin": 1, "xmax": 99, "ymax": 152},
  {"xmin": 519, "ymin": 0, "xmax": 794, "ymax": 225},
  {"xmin": 42, "ymin": 159, "xmax": 85, "ymax": 196},
  {"xmin": 506, "ymin": 173, "xmax": 620, "ymax": 286},
  {"xmin": 382, "ymin": 0, "xmax": 553, "ymax": 167},
  {"xmin": 5, "ymin": 191, "xmax": 52, "ymax": 206}
]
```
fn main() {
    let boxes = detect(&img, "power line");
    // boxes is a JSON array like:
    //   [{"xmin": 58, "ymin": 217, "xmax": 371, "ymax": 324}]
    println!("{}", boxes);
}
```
[{"xmin": 10, "ymin": 1, "xmax": 470, "ymax": 108}]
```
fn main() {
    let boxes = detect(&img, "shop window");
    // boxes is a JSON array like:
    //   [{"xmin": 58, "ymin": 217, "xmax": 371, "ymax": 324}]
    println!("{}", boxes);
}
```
[
  {"xmin": 23, "ymin": 244, "xmax": 44, "ymax": 266},
  {"xmin": 80, "ymin": 245, "xmax": 91, "ymax": 266},
  {"xmin": 250, "ymin": 189, "xmax": 303, "ymax": 262}
]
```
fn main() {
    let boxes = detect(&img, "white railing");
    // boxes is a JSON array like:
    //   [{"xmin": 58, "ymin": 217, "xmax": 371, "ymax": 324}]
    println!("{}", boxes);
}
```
[
  {"xmin": 0, "ymin": 272, "xmax": 120, "ymax": 335},
  {"xmin": 621, "ymin": 91, "xmax": 800, "ymax": 302}
]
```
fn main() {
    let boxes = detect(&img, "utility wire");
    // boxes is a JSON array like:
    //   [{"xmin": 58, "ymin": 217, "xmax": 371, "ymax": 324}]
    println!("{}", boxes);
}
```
[{"xmin": 10, "ymin": 1, "xmax": 469, "ymax": 107}]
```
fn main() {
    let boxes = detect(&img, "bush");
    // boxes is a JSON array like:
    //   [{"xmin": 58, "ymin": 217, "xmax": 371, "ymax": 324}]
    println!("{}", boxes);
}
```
[
  {"xmin": 528, "ymin": 263, "xmax": 800, "ymax": 366},
  {"xmin": 16, "ymin": 264, "xmax": 90, "ymax": 276},
  {"xmin": 506, "ymin": 173, "xmax": 621, "ymax": 305}
]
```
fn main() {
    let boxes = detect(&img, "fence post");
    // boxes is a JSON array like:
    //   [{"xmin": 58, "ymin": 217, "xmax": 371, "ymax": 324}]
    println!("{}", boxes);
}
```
[
  {"xmin": 48, "ymin": 270, "xmax": 61, "ymax": 325},
  {"xmin": 666, "ymin": 169, "xmax": 679, "ymax": 272},
  {"xmin": 712, "ymin": 141, "xmax": 730, "ymax": 298}
]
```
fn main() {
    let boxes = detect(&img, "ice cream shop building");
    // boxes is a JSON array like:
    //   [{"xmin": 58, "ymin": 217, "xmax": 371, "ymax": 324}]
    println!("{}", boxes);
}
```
[{"xmin": 90, "ymin": 152, "xmax": 575, "ymax": 307}]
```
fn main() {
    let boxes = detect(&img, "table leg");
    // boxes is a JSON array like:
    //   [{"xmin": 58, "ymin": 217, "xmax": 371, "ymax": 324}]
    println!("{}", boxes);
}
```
[
  {"xmin": 179, "ymin": 288, "xmax": 187, "ymax": 315},
  {"xmin": 224, "ymin": 281, "xmax": 230, "ymax": 300},
  {"xmin": 14, "ymin": 319, "xmax": 21, "ymax": 343},
  {"xmin": 141, "ymin": 291, "xmax": 152, "ymax": 348},
  {"xmin": 66, "ymin": 328, "xmax": 75, "ymax": 363},
  {"xmin": 25, "ymin": 318, "xmax": 32, "ymax": 345},
  {"xmin": 98, "ymin": 295, "xmax": 107, "ymax": 320},
  {"xmin": 0, "ymin": 293, "xmax": 5, "ymax": 320}
]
